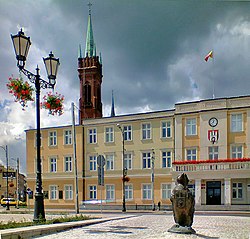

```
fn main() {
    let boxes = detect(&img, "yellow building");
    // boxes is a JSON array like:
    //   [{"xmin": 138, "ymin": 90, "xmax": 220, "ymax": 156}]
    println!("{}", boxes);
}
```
[
  {"xmin": 26, "ymin": 125, "xmax": 84, "ymax": 209},
  {"xmin": 26, "ymin": 95, "xmax": 250, "ymax": 210}
]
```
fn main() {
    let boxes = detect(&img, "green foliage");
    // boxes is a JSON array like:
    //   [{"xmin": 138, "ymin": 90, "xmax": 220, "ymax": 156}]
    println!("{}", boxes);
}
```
[{"xmin": 0, "ymin": 214, "xmax": 92, "ymax": 230}]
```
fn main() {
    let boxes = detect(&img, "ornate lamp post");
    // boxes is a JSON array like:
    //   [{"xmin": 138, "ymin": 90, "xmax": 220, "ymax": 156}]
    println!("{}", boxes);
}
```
[
  {"xmin": 11, "ymin": 29, "xmax": 60, "ymax": 222},
  {"xmin": 0, "ymin": 145, "xmax": 10, "ymax": 210},
  {"xmin": 117, "ymin": 124, "xmax": 126, "ymax": 212}
]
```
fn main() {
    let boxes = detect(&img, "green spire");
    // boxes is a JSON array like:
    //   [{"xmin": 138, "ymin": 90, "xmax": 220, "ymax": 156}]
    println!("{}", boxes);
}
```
[{"xmin": 85, "ymin": 3, "xmax": 95, "ymax": 57}]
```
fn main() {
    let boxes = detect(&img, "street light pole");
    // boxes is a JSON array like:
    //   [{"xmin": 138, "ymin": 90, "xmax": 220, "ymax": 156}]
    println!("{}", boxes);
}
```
[
  {"xmin": 11, "ymin": 29, "xmax": 60, "ymax": 222},
  {"xmin": 0, "ymin": 145, "xmax": 10, "ymax": 210},
  {"xmin": 151, "ymin": 149, "xmax": 155, "ymax": 211},
  {"xmin": 117, "ymin": 124, "xmax": 126, "ymax": 212}
]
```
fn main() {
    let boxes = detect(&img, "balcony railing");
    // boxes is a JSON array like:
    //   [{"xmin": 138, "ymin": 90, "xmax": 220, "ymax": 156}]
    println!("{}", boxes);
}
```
[{"xmin": 172, "ymin": 158, "xmax": 250, "ymax": 172}]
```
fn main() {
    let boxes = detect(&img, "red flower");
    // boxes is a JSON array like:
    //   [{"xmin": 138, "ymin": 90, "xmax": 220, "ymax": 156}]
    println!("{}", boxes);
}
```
[
  {"xmin": 6, "ymin": 76, "xmax": 34, "ymax": 109},
  {"xmin": 41, "ymin": 91, "xmax": 64, "ymax": 116}
]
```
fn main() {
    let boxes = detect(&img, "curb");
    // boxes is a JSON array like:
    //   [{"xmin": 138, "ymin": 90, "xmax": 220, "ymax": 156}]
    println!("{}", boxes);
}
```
[{"xmin": 0, "ymin": 215, "xmax": 136, "ymax": 239}]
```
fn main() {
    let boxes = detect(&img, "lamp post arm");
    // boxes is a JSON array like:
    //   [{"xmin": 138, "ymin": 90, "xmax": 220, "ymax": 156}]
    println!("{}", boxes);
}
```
[{"xmin": 18, "ymin": 66, "xmax": 54, "ymax": 90}]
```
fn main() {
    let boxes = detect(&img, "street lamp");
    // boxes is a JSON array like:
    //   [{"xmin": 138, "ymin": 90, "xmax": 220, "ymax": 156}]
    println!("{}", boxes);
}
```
[
  {"xmin": 0, "ymin": 145, "xmax": 10, "ymax": 210},
  {"xmin": 151, "ymin": 149, "xmax": 155, "ymax": 211},
  {"xmin": 10, "ymin": 158, "xmax": 19, "ymax": 209},
  {"xmin": 11, "ymin": 29, "xmax": 60, "ymax": 222},
  {"xmin": 117, "ymin": 124, "xmax": 126, "ymax": 212}
]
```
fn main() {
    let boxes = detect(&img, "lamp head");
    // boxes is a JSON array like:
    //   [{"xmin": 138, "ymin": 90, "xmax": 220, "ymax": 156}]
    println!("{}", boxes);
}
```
[
  {"xmin": 11, "ymin": 29, "xmax": 31, "ymax": 69},
  {"xmin": 43, "ymin": 51, "xmax": 60, "ymax": 86}
]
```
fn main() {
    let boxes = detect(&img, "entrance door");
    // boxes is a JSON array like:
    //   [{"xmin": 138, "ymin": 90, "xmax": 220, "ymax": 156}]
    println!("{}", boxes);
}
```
[{"xmin": 206, "ymin": 181, "xmax": 221, "ymax": 205}]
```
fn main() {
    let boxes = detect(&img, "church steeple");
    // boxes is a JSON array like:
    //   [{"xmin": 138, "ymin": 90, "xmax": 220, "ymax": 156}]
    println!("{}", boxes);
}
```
[
  {"xmin": 78, "ymin": 2, "xmax": 103, "ymax": 123},
  {"xmin": 111, "ymin": 90, "xmax": 115, "ymax": 117},
  {"xmin": 85, "ymin": 2, "xmax": 95, "ymax": 57}
]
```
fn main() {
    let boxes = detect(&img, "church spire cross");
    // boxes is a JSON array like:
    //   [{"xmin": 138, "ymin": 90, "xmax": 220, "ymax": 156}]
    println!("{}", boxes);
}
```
[{"xmin": 88, "ymin": 2, "xmax": 92, "ymax": 15}]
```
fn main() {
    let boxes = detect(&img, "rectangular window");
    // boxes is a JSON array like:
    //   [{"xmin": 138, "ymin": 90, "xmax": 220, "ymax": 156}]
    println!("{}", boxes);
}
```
[
  {"xmin": 162, "ymin": 184, "xmax": 171, "ymax": 199},
  {"xmin": 142, "ymin": 123, "xmax": 151, "ymax": 140},
  {"xmin": 124, "ymin": 125, "xmax": 132, "ymax": 141},
  {"xmin": 162, "ymin": 151, "xmax": 172, "ymax": 168},
  {"xmin": 142, "ymin": 152, "xmax": 151, "ymax": 169},
  {"xmin": 50, "ymin": 185, "xmax": 58, "ymax": 200},
  {"xmin": 231, "ymin": 114, "xmax": 243, "ymax": 132},
  {"xmin": 64, "ymin": 130, "xmax": 72, "ymax": 145},
  {"xmin": 186, "ymin": 149, "xmax": 197, "ymax": 160},
  {"xmin": 106, "ymin": 154, "xmax": 114, "ymax": 170},
  {"xmin": 124, "ymin": 153, "xmax": 132, "ymax": 169},
  {"xmin": 65, "ymin": 185, "xmax": 73, "ymax": 200},
  {"xmin": 88, "ymin": 128, "xmax": 97, "ymax": 144},
  {"xmin": 232, "ymin": 182, "xmax": 243, "ymax": 199},
  {"xmin": 186, "ymin": 118, "xmax": 197, "ymax": 136},
  {"xmin": 162, "ymin": 121, "xmax": 171, "ymax": 138},
  {"xmin": 231, "ymin": 145, "xmax": 243, "ymax": 159},
  {"xmin": 89, "ymin": 185, "xmax": 97, "ymax": 199},
  {"xmin": 89, "ymin": 155, "xmax": 97, "ymax": 171},
  {"xmin": 208, "ymin": 146, "xmax": 219, "ymax": 160},
  {"xmin": 106, "ymin": 185, "xmax": 115, "ymax": 200},
  {"xmin": 105, "ymin": 127, "xmax": 114, "ymax": 143},
  {"xmin": 125, "ymin": 184, "xmax": 133, "ymax": 200},
  {"xmin": 50, "ymin": 157, "xmax": 57, "ymax": 172},
  {"xmin": 49, "ymin": 131, "xmax": 57, "ymax": 146},
  {"xmin": 65, "ymin": 156, "xmax": 72, "ymax": 172},
  {"xmin": 142, "ymin": 184, "xmax": 152, "ymax": 200}
]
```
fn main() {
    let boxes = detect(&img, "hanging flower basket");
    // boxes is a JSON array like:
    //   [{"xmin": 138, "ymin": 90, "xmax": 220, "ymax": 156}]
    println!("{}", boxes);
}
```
[
  {"xmin": 41, "ymin": 92, "xmax": 64, "ymax": 116},
  {"xmin": 9, "ymin": 182, "xmax": 14, "ymax": 187},
  {"xmin": 6, "ymin": 76, "xmax": 34, "ymax": 109},
  {"xmin": 122, "ymin": 176, "xmax": 130, "ymax": 182}
]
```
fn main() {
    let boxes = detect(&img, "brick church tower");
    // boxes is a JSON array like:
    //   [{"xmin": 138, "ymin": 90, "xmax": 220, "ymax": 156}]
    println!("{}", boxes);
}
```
[{"xmin": 78, "ymin": 5, "xmax": 103, "ymax": 123}]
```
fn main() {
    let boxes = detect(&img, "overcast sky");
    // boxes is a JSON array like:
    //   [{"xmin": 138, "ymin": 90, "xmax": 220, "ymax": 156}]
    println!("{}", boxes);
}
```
[{"xmin": 0, "ymin": 0, "xmax": 250, "ymax": 174}]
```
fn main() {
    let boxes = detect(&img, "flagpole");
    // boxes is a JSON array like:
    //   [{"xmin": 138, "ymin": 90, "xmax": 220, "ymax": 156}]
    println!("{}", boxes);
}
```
[{"xmin": 212, "ymin": 49, "xmax": 215, "ymax": 99}]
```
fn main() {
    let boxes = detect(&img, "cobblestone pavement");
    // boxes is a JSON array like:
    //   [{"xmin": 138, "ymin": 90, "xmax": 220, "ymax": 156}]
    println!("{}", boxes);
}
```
[{"xmin": 34, "ymin": 213, "xmax": 250, "ymax": 239}]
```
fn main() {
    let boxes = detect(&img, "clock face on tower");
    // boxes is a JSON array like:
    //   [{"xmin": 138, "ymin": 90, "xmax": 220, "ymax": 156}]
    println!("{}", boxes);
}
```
[{"xmin": 209, "ymin": 117, "xmax": 218, "ymax": 127}]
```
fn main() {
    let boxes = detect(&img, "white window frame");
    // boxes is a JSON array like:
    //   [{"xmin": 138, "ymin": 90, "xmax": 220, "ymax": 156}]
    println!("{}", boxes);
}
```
[
  {"xmin": 49, "ymin": 185, "xmax": 58, "ymax": 200},
  {"xmin": 105, "ymin": 127, "xmax": 114, "ymax": 143},
  {"xmin": 231, "ymin": 113, "xmax": 243, "ymax": 132},
  {"xmin": 49, "ymin": 156, "xmax": 57, "ymax": 173},
  {"xmin": 142, "ymin": 184, "xmax": 152, "ymax": 200},
  {"xmin": 106, "ymin": 184, "xmax": 115, "ymax": 201},
  {"xmin": 142, "ymin": 123, "xmax": 151, "ymax": 140},
  {"xmin": 162, "ymin": 183, "xmax": 172, "ymax": 199},
  {"xmin": 89, "ymin": 185, "xmax": 97, "ymax": 200},
  {"xmin": 123, "ymin": 125, "xmax": 132, "ymax": 141},
  {"xmin": 232, "ymin": 182, "xmax": 243, "ymax": 199},
  {"xmin": 106, "ymin": 154, "xmax": 114, "ymax": 171},
  {"xmin": 64, "ymin": 156, "xmax": 72, "ymax": 172},
  {"xmin": 162, "ymin": 151, "xmax": 172, "ymax": 168},
  {"xmin": 48, "ymin": 131, "xmax": 57, "ymax": 146},
  {"xmin": 89, "ymin": 155, "xmax": 97, "ymax": 171},
  {"xmin": 161, "ymin": 121, "xmax": 171, "ymax": 138},
  {"xmin": 186, "ymin": 148, "xmax": 197, "ymax": 160},
  {"xmin": 124, "ymin": 152, "xmax": 132, "ymax": 170},
  {"xmin": 64, "ymin": 185, "xmax": 73, "ymax": 200},
  {"xmin": 231, "ymin": 145, "xmax": 243, "ymax": 159},
  {"xmin": 142, "ymin": 152, "xmax": 151, "ymax": 169},
  {"xmin": 64, "ymin": 130, "xmax": 72, "ymax": 145},
  {"xmin": 125, "ymin": 184, "xmax": 133, "ymax": 200},
  {"xmin": 186, "ymin": 118, "xmax": 197, "ymax": 136},
  {"xmin": 88, "ymin": 128, "xmax": 97, "ymax": 144},
  {"xmin": 208, "ymin": 146, "xmax": 219, "ymax": 160}
]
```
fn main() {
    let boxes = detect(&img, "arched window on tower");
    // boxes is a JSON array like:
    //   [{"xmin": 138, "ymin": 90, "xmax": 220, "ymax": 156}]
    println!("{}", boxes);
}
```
[{"xmin": 84, "ymin": 83, "xmax": 91, "ymax": 105}]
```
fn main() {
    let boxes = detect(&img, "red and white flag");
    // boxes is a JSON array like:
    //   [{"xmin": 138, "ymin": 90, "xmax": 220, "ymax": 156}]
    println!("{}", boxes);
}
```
[{"xmin": 205, "ymin": 51, "xmax": 213, "ymax": 62}]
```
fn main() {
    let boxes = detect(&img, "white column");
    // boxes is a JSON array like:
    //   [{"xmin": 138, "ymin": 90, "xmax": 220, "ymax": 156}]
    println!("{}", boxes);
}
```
[
  {"xmin": 224, "ymin": 178, "xmax": 231, "ymax": 205},
  {"xmin": 195, "ymin": 179, "xmax": 201, "ymax": 206}
]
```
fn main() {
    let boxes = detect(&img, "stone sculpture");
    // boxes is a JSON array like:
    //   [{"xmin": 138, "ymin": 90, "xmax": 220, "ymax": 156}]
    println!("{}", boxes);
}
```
[{"xmin": 168, "ymin": 173, "xmax": 196, "ymax": 234}]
